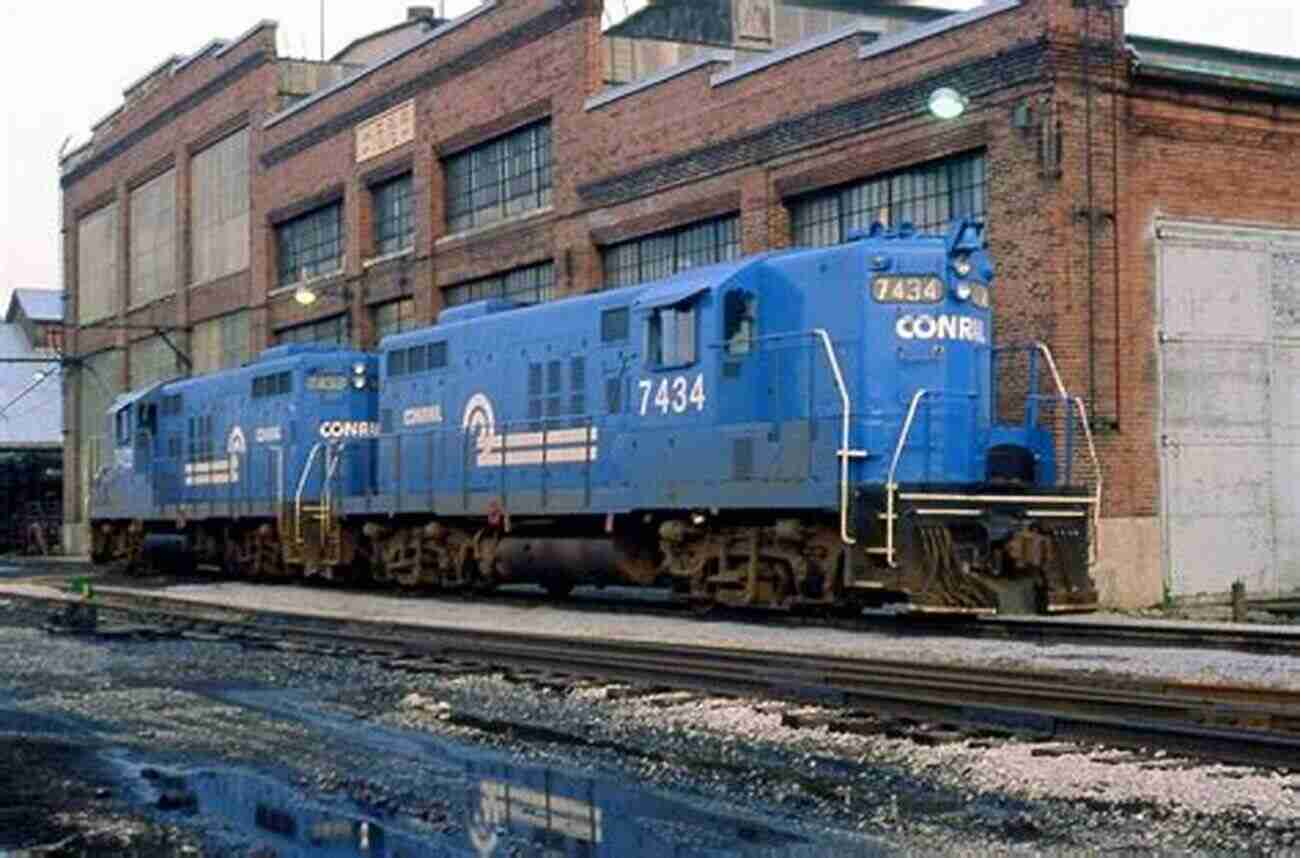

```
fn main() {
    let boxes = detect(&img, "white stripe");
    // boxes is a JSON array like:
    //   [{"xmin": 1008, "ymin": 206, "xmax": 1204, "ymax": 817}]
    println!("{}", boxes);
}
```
[{"xmin": 477, "ymin": 446, "xmax": 599, "ymax": 468}]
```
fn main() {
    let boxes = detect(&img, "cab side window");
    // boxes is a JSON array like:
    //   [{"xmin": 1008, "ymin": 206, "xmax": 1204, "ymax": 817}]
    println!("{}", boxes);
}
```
[
  {"xmin": 723, "ymin": 290, "xmax": 757, "ymax": 357},
  {"xmin": 647, "ymin": 302, "xmax": 696, "ymax": 368},
  {"xmin": 115, "ymin": 407, "xmax": 132, "ymax": 445}
]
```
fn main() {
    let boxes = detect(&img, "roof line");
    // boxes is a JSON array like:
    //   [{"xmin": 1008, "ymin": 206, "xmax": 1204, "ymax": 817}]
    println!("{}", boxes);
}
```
[
  {"xmin": 264, "ymin": 2, "xmax": 496, "ymax": 130},
  {"xmin": 122, "ymin": 54, "xmax": 184, "ymax": 99},
  {"xmin": 214, "ymin": 19, "xmax": 278, "ymax": 59},
  {"xmin": 585, "ymin": 50, "xmax": 735, "ymax": 111}
]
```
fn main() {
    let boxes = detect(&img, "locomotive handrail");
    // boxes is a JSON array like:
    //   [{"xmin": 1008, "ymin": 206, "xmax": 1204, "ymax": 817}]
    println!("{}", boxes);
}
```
[
  {"xmin": 992, "ymin": 341, "xmax": 1104, "ymax": 564},
  {"xmin": 883, "ymin": 388, "xmax": 934, "ymax": 568},
  {"xmin": 1028, "ymin": 342, "xmax": 1102, "ymax": 564},
  {"xmin": 742, "ymin": 328, "xmax": 864, "ymax": 546}
]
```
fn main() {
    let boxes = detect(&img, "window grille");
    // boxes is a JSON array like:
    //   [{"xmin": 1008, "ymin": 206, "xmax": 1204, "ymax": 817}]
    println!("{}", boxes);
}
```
[
  {"xmin": 602, "ymin": 215, "xmax": 739, "ymax": 289},
  {"xmin": 443, "ymin": 261, "xmax": 555, "ymax": 308},
  {"xmin": 191, "ymin": 128, "xmax": 250, "ymax": 284},
  {"xmin": 77, "ymin": 203, "xmax": 118, "ymax": 324},
  {"xmin": 371, "ymin": 298, "xmax": 415, "ymax": 343},
  {"xmin": 276, "ymin": 202, "xmax": 344, "ymax": 286},
  {"xmin": 445, "ymin": 121, "xmax": 552, "ymax": 233},
  {"xmin": 275, "ymin": 315, "xmax": 346, "ymax": 346},
  {"xmin": 129, "ymin": 169, "xmax": 177, "ymax": 304},
  {"xmin": 373, "ymin": 174, "xmax": 414, "ymax": 256},
  {"xmin": 790, "ymin": 152, "xmax": 987, "ymax": 247}
]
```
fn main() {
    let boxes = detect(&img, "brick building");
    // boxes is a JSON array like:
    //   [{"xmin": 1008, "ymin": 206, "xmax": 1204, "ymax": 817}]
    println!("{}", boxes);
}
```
[{"xmin": 59, "ymin": 0, "xmax": 1300, "ymax": 607}]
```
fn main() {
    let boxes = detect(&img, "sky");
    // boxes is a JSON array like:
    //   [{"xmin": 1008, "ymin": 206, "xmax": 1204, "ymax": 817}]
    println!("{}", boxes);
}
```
[{"xmin": 1, "ymin": 0, "xmax": 1298, "ymax": 304}]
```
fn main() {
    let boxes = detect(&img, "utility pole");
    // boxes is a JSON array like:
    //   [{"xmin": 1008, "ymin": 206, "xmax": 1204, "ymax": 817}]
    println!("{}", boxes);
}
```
[{"xmin": 320, "ymin": 0, "xmax": 325, "ymax": 60}]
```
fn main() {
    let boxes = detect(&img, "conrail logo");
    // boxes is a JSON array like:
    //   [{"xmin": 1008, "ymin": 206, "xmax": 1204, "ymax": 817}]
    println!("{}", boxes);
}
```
[
  {"xmin": 319, "ymin": 420, "xmax": 380, "ymax": 439},
  {"xmin": 896, "ymin": 314, "xmax": 987, "ymax": 345}
]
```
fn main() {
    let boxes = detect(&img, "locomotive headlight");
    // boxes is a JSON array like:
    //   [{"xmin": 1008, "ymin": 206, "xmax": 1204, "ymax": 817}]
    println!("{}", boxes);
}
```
[
  {"xmin": 352, "ymin": 362, "xmax": 366, "ymax": 376},
  {"xmin": 952, "ymin": 254, "xmax": 973, "ymax": 277},
  {"xmin": 352, "ymin": 375, "xmax": 367, "ymax": 390},
  {"xmin": 955, "ymin": 282, "xmax": 973, "ymax": 302}
]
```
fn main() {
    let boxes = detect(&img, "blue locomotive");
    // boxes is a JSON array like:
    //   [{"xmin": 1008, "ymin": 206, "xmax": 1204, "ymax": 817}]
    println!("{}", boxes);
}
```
[{"xmin": 90, "ymin": 220, "xmax": 1101, "ymax": 613}]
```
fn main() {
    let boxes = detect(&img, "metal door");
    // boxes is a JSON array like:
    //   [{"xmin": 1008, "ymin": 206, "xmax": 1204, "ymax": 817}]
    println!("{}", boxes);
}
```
[{"xmin": 1157, "ymin": 221, "xmax": 1300, "ymax": 599}]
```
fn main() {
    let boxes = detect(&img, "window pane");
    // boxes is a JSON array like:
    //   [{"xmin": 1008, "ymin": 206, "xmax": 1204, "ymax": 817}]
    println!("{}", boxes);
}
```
[
  {"xmin": 373, "ymin": 174, "xmax": 414, "ymax": 257},
  {"xmin": 791, "ymin": 151, "xmax": 987, "ymax": 247},
  {"xmin": 371, "ymin": 297, "xmax": 414, "ymax": 343},
  {"xmin": 444, "ymin": 261, "xmax": 554, "ymax": 308},
  {"xmin": 191, "ymin": 129, "xmax": 250, "ymax": 284},
  {"xmin": 443, "ymin": 120, "xmax": 551, "ymax": 232},
  {"xmin": 276, "ymin": 314, "xmax": 345, "ymax": 345},
  {"xmin": 276, "ymin": 203, "xmax": 344, "ymax": 286},
  {"xmin": 599, "ymin": 214, "xmax": 740, "ymax": 289},
  {"xmin": 77, "ymin": 203, "xmax": 119, "ymax": 324},
  {"xmin": 129, "ymin": 169, "xmax": 176, "ymax": 305}
]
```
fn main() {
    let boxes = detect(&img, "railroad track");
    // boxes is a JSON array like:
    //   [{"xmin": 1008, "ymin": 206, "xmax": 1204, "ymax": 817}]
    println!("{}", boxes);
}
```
[
  {"xmin": 5, "ymin": 560, "xmax": 1300, "ymax": 655},
  {"xmin": 7, "ymin": 585, "xmax": 1300, "ymax": 771}
]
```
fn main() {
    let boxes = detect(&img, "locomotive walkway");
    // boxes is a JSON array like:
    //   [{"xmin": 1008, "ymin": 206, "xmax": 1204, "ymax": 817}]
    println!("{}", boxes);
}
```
[{"xmin": 4, "ymin": 578, "xmax": 1300, "ymax": 772}]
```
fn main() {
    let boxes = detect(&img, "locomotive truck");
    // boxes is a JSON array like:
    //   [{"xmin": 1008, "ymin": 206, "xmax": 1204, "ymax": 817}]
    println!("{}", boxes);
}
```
[{"xmin": 90, "ymin": 220, "xmax": 1101, "ymax": 614}]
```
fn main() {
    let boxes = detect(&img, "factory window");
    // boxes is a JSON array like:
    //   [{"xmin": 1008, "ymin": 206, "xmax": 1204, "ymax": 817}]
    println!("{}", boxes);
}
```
[
  {"xmin": 790, "ymin": 151, "xmax": 986, "ymax": 247},
  {"xmin": 647, "ymin": 302, "xmax": 697, "ymax": 369},
  {"xmin": 192, "ymin": 311, "xmax": 250, "ymax": 376},
  {"xmin": 371, "ymin": 297, "xmax": 415, "ymax": 344},
  {"xmin": 191, "ymin": 128, "xmax": 250, "ymax": 284},
  {"xmin": 129, "ymin": 169, "xmax": 177, "ymax": 305},
  {"xmin": 129, "ymin": 336, "xmax": 178, "ymax": 389},
  {"xmin": 77, "ymin": 202, "xmax": 119, "ymax": 324},
  {"xmin": 78, "ymin": 349, "xmax": 124, "ymax": 503},
  {"xmin": 601, "ymin": 307, "xmax": 629, "ymax": 343},
  {"xmin": 602, "ymin": 215, "xmax": 740, "ymax": 289},
  {"xmin": 372, "ymin": 174, "xmax": 414, "ymax": 256},
  {"xmin": 276, "ymin": 314, "xmax": 347, "ymax": 346},
  {"xmin": 443, "ymin": 261, "xmax": 555, "ymax": 308},
  {"xmin": 252, "ymin": 371, "xmax": 292, "ymax": 399},
  {"xmin": 444, "ymin": 121, "xmax": 552, "ymax": 233},
  {"xmin": 276, "ymin": 202, "xmax": 344, "ymax": 287}
]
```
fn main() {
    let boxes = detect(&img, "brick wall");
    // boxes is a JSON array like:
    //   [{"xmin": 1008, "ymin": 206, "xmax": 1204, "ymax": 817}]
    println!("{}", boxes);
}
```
[{"xmin": 60, "ymin": 0, "xmax": 1300, "ymax": 600}]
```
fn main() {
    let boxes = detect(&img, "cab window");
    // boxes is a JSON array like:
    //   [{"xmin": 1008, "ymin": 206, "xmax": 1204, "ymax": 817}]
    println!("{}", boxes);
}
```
[
  {"xmin": 115, "ymin": 407, "xmax": 132, "ymax": 445},
  {"xmin": 647, "ymin": 302, "xmax": 696, "ymax": 368},
  {"xmin": 723, "ymin": 290, "xmax": 757, "ymax": 357}
]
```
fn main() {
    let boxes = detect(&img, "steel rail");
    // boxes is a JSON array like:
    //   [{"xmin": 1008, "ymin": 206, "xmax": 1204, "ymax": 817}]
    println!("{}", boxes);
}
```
[
  {"xmin": 12, "ymin": 587, "xmax": 1300, "ymax": 770},
  {"xmin": 5, "ymin": 564, "xmax": 1300, "ymax": 657}
]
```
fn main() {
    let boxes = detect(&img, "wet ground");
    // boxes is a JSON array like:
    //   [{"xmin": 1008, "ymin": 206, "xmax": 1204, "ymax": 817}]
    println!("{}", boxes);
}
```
[
  {"xmin": 0, "ymin": 600, "xmax": 890, "ymax": 857},
  {"xmin": 1, "ymin": 592, "xmax": 1298, "ymax": 857}
]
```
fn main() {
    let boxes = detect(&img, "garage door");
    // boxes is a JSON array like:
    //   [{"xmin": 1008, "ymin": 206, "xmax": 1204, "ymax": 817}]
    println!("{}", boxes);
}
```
[{"xmin": 1157, "ymin": 221, "xmax": 1300, "ymax": 599}]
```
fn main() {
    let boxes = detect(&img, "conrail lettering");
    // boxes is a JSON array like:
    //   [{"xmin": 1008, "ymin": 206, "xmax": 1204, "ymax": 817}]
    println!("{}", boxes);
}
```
[
  {"xmin": 319, "ymin": 420, "xmax": 380, "ymax": 439},
  {"xmin": 896, "ymin": 314, "xmax": 987, "ymax": 344},
  {"xmin": 403, "ymin": 405, "xmax": 443, "ymax": 427}
]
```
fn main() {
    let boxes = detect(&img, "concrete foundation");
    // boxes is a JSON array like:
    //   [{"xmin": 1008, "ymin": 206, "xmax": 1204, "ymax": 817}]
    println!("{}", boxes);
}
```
[{"xmin": 1092, "ymin": 516, "xmax": 1164, "ymax": 610}]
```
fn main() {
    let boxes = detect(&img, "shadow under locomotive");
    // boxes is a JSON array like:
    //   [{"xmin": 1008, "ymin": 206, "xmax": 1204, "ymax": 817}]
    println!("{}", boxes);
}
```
[{"xmin": 89, "ymin": 221, "xmax": 1101, "ymax": 615}]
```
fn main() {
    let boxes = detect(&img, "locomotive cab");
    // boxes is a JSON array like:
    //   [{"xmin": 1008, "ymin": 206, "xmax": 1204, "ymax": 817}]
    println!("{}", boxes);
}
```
[{"xmin": 820, "ymin": 220, "xmax": 1099, "ymax": 613}]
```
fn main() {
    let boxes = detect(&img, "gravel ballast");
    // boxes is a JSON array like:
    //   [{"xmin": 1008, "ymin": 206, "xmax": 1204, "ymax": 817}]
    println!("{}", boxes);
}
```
[{"xmin": 2, "ymin": 593, "xmax": 1298, "ymax": 856}]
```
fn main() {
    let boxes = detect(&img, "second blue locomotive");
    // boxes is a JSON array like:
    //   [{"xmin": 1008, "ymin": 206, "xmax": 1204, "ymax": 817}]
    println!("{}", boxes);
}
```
[{"xmin": 90, "ymin": 220, "xmax": 1101, "ymax": 613}]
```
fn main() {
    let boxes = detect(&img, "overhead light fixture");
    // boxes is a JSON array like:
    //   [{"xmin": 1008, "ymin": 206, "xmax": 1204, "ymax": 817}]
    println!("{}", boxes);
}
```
[
  {"xmin": 294, "ymin": 283, "xmax": 319, "ymax": 306},
  {"xmin": 928, "ymin": 87, "xmax": 968, "ymax": 120}
]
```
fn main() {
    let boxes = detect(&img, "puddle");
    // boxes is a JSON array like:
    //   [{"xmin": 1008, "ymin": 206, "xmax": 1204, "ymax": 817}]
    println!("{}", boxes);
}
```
[{"xmin": 109, "ymin": 751, "xmax": 886, "ymax": 857}]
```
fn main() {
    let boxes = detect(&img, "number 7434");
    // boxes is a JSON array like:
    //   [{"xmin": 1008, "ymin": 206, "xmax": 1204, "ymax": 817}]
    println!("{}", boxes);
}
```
[{"xmin": 638, "ymin": 374, "xmax": 706, "ymax": 416}]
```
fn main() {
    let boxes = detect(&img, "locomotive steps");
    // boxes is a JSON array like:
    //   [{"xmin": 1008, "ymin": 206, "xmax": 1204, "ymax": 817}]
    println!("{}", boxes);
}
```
[{"xmin": 6, "ymin": 579, "xmax": 1300, "ymax": 772}]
